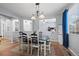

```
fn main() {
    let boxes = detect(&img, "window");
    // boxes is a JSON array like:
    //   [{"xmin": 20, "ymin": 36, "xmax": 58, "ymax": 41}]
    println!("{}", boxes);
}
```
[
  {"xmin": 69, "ymin": 16, "xmax": 79, "ymax": 33},
  {"xmin": 23, "ymin": 20, "xmax": 32, "ymax": 31},
  {"xmin": 13, "ymin": 20, "xmax": 20, "ymax": 32}
]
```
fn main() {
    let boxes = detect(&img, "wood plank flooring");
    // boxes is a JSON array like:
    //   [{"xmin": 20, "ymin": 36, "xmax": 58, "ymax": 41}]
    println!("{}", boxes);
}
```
[{"xmin": 0, "ymin": 38, "xmax": 73, "ymax": 56}]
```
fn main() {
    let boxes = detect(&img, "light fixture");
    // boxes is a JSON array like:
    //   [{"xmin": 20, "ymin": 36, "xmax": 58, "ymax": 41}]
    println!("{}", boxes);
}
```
[
  {"xmin": 31, "ymin": 14, "xmax": 36, "ymax": 20},
  {"xmin": 31, "ymin": 3, "xmax": 46, "ymax": 20},
  {"xmin": 39, "ymin": 13, "xmax": 45, "ymax": 19}
]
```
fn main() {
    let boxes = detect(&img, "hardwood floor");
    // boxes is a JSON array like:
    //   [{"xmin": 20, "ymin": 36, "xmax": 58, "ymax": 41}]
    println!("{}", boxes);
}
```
[
  {"xmin": 0, "ymin": 38, "xmax": 72, "ymax": 56},
  {"xmin": 52, "ymin": 42, "xmax": 72, "ymax": 56}
]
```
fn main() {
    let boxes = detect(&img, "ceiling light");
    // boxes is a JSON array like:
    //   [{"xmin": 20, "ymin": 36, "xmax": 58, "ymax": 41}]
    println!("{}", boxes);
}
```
[
  {"xmin": 31, "ymin": 14, "xmax": 36, "ymax": 20},
  {"xmin": 39, "ymin": 14, "xmax": 45, "ymax": 19},
  {"xmin": 31, "ymin": 3, "xmax": 46, "ymax": 20}
]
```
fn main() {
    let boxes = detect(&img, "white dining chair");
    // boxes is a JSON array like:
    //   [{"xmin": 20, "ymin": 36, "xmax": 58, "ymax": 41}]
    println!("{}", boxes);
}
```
[
  {"xmin": 40, "ymin": 36, "xmax": 51, "ymax": 56},
  {"xmin": 30, "ymin": 34, "xmax": 39, "ymax": 56},
  {"xmin": 19, "ymin": 32, "xmax": 29, "ymax": 54}
]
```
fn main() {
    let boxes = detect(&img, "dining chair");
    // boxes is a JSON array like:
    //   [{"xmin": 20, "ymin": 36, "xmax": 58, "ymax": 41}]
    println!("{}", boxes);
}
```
[
  {"xmin": 30, "ymin": 33, "xmax": 39, "ymax": 56},
  {"xmin": 40, "ymin": 36, "xmax": 51, "ymax": 56},
  {"xmin": 19, "ymin": 32, "xmax": 29, "ymax": 54}
]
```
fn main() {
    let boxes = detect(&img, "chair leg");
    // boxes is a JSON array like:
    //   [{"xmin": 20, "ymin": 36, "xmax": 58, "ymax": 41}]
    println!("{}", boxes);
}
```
[
  {"xmin": 41, "ymin": 45, "xmax": 42, "ymax": 53},
  {"xmin": 49, "ymin": 45, "xmax": 50, "ymax": 53},
  {"xmin": 44, "ymin": 42, "xmax": 46, "ymax": 56},
  {"xmin": 31, "ymin": 46, "xmax": 32, "ymax": 55},
  {"xmin": 38, "ymin": 47, "xmax": 39, "ymax": 56},
  {"xmin": 30, "ymin": 39, "xmax": 32, "ymax": 55},
  {"xmin": 26, "ymin": 45, "xmax": 29, "ymax": 54},
  {"xmin": 27, "ymin": 43, "xmax": 29, "ymax": 54}
]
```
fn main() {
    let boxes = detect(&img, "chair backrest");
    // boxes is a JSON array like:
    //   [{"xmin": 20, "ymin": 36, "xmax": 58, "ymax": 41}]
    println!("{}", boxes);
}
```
[
  {"xmin": 19, "ymin": 32, "xmax": 28, "ymax": 43},
  {"xmin": 31, "ymin": 37, "xmax": 38, "ymax": 44},
  {"xmin": 22, "ymin": 35, "xmax": 27, "ymax": 43},
  {"xmin": 39, "ymin": 32, "xmax": 42, "ymax": 40},
  {"xmin": 31, "ymin": 33, "xmax": 38, "ymax": 44}
]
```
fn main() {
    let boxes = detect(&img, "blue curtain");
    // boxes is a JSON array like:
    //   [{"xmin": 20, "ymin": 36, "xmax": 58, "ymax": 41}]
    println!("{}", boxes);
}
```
[{"xmin": 62, "ymin": 9, "xmax": 69, "ymax": 48}]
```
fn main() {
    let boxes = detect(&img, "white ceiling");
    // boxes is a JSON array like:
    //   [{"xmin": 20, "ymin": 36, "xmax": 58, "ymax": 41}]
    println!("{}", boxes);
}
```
[{"xmin": 0, "ymin": 3, "xmax": 73, "ymax": 19}]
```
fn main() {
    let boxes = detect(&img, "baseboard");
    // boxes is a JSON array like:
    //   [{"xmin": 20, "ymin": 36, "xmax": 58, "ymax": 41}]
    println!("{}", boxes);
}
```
[{"xmin": 68, "ymin": 48, "xmax": 77, "ymax": 56}]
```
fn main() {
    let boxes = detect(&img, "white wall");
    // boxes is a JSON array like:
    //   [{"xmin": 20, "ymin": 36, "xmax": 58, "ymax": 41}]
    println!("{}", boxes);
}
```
[
  {"xmin": 0, "ymin": 15, "xmax": 13, "ymax": 42},
  {"xmin": 69, "ymin": 34, "xmax": 79, "ymax": 55},
  {"xmin": 56, "ymin": 14, "xmax": 63, "ymax": 44},
  {"xmin": 39, "ymin": 19, "xmax": 56, "ymax": 34},
  {"xmin": 68, "ymin": 4, "xmax": 79, "ymax": 56},
  {"xmin": 39, "ymin": 19, "xmax": 57, "ymax": 41},
  {"xmin": 33, "ymin": 20, "xmax": 39, "ymax": 32}
]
